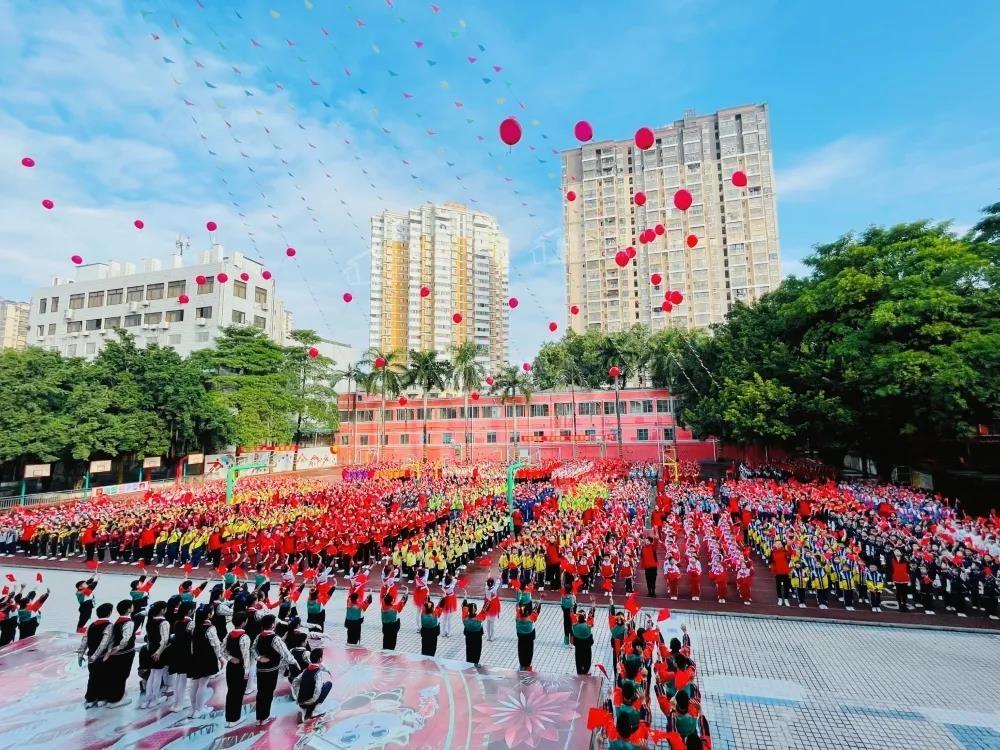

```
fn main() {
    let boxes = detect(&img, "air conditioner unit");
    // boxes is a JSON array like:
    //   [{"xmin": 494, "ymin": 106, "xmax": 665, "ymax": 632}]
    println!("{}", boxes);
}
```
[
  {"xmin": 142, "ymin": 301, "xmax": 150, "ymax": 307},
  {"xmin": 129, "ymin": 302, "xmax": 139, "ymax": 313},
  {"xmin": 64, "ymin": 312, "xmax": 73, "ymax": 320},
  {"xmin": 196, "ymin": 319, "xmax": 207, "ymax": 326},
  {"xmin": 82, "ymin": 331, "xmax": 89, "ymax": 337},
  {"xmin": 260, "ymin": 304, "xmax": 268, "ymax": 311},
  {"xmin": 160, "ymin": 322, "xmax": 169, "ymax": 330}
]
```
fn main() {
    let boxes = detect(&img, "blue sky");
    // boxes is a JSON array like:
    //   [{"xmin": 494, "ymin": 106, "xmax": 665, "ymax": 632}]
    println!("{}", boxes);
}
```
[{"xmin": 1, "ymin": 0, "xmax": 998, "ymax": 361}]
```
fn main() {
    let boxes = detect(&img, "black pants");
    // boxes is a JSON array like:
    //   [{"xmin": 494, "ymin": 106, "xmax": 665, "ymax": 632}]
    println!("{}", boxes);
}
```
[
  {"xmin": 107, "ymin": 652, "xmax": 134, "ymax": 703},
  {"xmin": 465, "ymin": 631, "xmax": 483, "ymax": 665},
  {"xmin": 85, "ymin": 660, "xmax": 106, "ymax": 702},
  {"xmin": 0, "ymin": 621, "xmax": 17, "ymax": 647},
  {"xmin": 920, "ymin": 589, "xmax": 934, "ymax": 611},
  {"xmin": 382, "ymin": 620, "xmax": 400, "ymax": 650},
  {"xmin": 77, "ymin": 601, "xmax": 94, "ymax": 631},
  {"xmin": 256, "ymin": 669, "xmax": 279, "ymax": 721},
  {"xmin": 420, "ymin": 626, "xmax": 439, "ymax": 657},
  {"xmin": 225, "ymin": 662, "xmax": 248, "ymax": 723},
  {"xmin": 561, "ymin": 608, "xmax": 573, "ymax": 641},
  {"xmin": 644, "ymin": 567, "xmax": 657, "ymax": 596},
  {"xmin": 346, "ymin": 619, "xmax": 363, "ymax": 645},
  {"xmin": 895, "ymin": 582, "xmax": 909, "ymax": 612},
  {"xmin": 574, "ymin": 636, "xmax": 593, "ymax": 675},
  {"xmin": 300, "ymin": 681, "xmax": 332, "ymax": 719},
  {"xmin": 517, "ymin": 631, "xmax": 535, "ymax": 670},
  {"xmin": 775, "ymin": 574, "xmax": 791, "ymax": 600},
  {"xmin": 18, "ymin": 620, "xmax": 39, "ymax": 640}
]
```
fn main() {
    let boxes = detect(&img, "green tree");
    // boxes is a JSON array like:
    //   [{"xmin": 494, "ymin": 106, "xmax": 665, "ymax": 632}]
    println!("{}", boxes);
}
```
[
  {"xmin": 405, "ymin": 349, "xmax": 453, "ymax": 460},
  {"xmin": 451, "ymin": 341, "xmax": 487, "ymax": 459},
  {"xmin": 332, "ymin": 362, "xmax": 368, "ymax": 464},
  {"xmin": 489, "ymin": 364, "xmax": 534, "ymax": 460},
  {"xmin": 359, "ymin": 348, "xmax": 405, "ymax": 460},
  {"xmin": 971, "ymin": 201, "xmax": 1000, "ymax": 244},
  {"xmin": 286, "ymin": 330, "xmax": 340, "ymax": 451}
]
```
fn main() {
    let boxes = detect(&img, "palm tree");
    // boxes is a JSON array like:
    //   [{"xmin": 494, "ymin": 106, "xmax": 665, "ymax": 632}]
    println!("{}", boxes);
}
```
[
  {"xmin": 359, "ymin": 348, "xmax": 405, "ymax": 461},
  {"xmin": 451, "ymin": 342, "xmax": 487, "ymax": 461},
  {"xmin": 332, "ymin": 362, "xmax": 367, "ymax": 465},
  {"xmin": 548, "ymin": 348, "xmax": 582, "ymax": 459},
  {"xmin": 404, "ymin": 350, "xmax": 453, "ymax": 461},
  {"xmin": 489, "ymin": 364, "xmax": 534, "ymax": 462}
]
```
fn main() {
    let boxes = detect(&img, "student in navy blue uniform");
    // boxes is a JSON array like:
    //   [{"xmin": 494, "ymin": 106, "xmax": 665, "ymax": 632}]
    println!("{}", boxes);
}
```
[
  {"xmin": 169, "ymin": 601, "xmax": 196, "ymax": 712},
  {"xmin": 224, "ymin": 611, "xmax": 252, "ymax": 727},
  {"xmin": 292, "ymin": 648, "xmax": 334, "ymax": 722},
  {"xmin": 252, "ymin": 613, "xmax": 294, "ymax": 726},
  {"xmin": 187, "ymin": 605, "xmax": 224, "ymax": 719},
  {"xmin": 139, "ymin": 601, "xmax": 172, "ymax": 709},
  {"xmin": 77, "ymin": 602, "xmax": 115, "ymax": 708},
  {"xmin": 104, "ymin": 599, "xmax": 136, "ymax": 708}
]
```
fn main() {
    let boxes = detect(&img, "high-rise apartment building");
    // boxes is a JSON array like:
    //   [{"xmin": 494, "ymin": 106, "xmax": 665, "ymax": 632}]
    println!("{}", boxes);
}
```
[
  {"xmin": 563, "ymin": 104, "xmax": 781, "ymax": 332},
  {"xmin": 369, "ymin": 202, "xmax": 509, "ymax": 374},
  {"xmin": 26, "ymin": 246, "xmax": 291, "ymax": 360},
  {"xmin": 0, "ymin": 299, "xmax": 30, "ymax": 351}
]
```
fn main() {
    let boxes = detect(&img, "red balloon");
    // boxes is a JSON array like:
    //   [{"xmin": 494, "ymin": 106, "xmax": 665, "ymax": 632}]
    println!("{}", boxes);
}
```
[
  {"xmin": 133, "ymin": 219, "xmax": 145, "ymax": 230},
  {"xmin": 522, "ymin": 362, "xmax": 532, "ymax": 372},
  {"xmin": 499, "ymin": 116, "xmax": 522, "ymax": 146},
  {"xmin": 548, "ymin": 321, "xmax": 558, "ymax": 332},
  {"xmin": 286, "ymin": 247, "xmax": 297, "ymax": 257},
  {"xmin": 655, "ymin": 224, "xmax": 665, "ymax": 235},
  {"xmin": 206, "ymin": 221, "xmax": 218, "ymax": 232},
  {"xmin": 634, "ymin": 127, "xmax": 655, "ymax": 150},
  {"xmin": 669, "ymin": 290, "xmax": 684, "ymax": 305},
  {"xmin": 398, "ymin": 396, "xmax": 408, "ymax": 406},
  {"xmin": 614, "ymin": 251, "xmax": 629, "ymax": 267},
  {"xmin": 195, "ymin": 275, "xmax": 207, "ymax": 285},
  {"xmin": 673, "ymin": 189, "xmax": 693, "ymax": 211},
  {"xmin": 217, "ymin": 272, "xmax": 229, "ymax": 283},
  {"xmin": 650, "ymin": 273, "xmax": 662, "ymax": 286},
  {"xmin": 262, "ymin": 270, "xmax": 272, "ymax": 280},
  {"xmin": 732, "ymin": 170, "xmax": 748, "ymax": 188},
  {"xmin": 452, "ymin": 312, "xmax": 463, "ymax": 324},
  {"xmin": 343, "ymin": 292, "xmax": 353, "ymax": 303},
  {"xmin": 633, "ymin": 191, "xmax": 647, "ymax": 206},
  {"xmin": 471, "ymin": 391, "xmax": 481, "ymax": 401},
  {"xmin": 308, "ymin": 347, "xmax": 319, "ymax": 358},
  {"xmin": 609, "ymin": 366, "xmax": 621, "ymax": 379},
  {"xmin": 570, "ymin": 305, "xmax": 580, "ymax": 315},
  {"xmin": 420, "ymin": 286, "xmax": 431, "ymax": 298},
  {"xmin": 485, "ymin": 375, "xmax": 495, "ymax": 386},
  {"xmin": 41, "ymin": 199, "xmax": 54, "ymax": 210},
  {"xmin": 686, "ymin": 234, "xmax": 698, "ymax": 248},
  {"xmin": 21, "ymin": 157, "xmax": 35, "ymax": 168},
  {"xmin": 240, "ymin": 272, "xmax": 250, "ymax": 282},
  {"xmin": 178, "ymin": 293, "xmax": 190, "ymax": 304},
  {"xmin": 574, "ymin": 120, "xmax": 593, "ymax": 142},
  {"xmin": 374, "ymin": 356, "xmax": 386, "ymax": 369},
  {"xmin": 508, "ymin": 297, "xmax": 519, "ymax": 309},
  {"xmin": 626, "ymin": 246, "xmax": 636, "ymax": 259},
  {"xmin": 566, "ymin": 190, "xmax": 576, "ymax": 202},
  {"xmin": 70, "ymin": 254, "xmax": 83, "ymax": 265},
  {"xmin": 661, "ymin": 301, "xmax": 673, "ymax": 312}
]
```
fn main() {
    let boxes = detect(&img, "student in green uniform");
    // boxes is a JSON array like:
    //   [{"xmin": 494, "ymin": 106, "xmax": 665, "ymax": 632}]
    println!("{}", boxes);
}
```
[
  {"xmin": 420, "ymin": 600, "xmax": 442, "ymax": 657},
  {"xmin": 344, "ymin": 591, "xmax": 372, "ymax": 645},
  {"xmin": 514, "ymin": 602, "xmax": 541, "ymax": 670},
  {"xmin": 559, "ymin": 584, "xmax": 576, "ymax": 645},
  {"xmin": 461, "ymin": 601, "xmax": 485, "ymax": 665},
  {"xmin": 381, "ymin": 592, "xmax": 407, "ymax": 650},
  {"xmin": 570, "ymin": 607, "xmax": 595, "ymax": 675}
]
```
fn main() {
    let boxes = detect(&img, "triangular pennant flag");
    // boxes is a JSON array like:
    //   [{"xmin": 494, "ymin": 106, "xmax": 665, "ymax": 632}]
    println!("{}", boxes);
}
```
[
  {"xmin": 482, "ymin": 77, "xmax": 492, "ymax": 84},
  {"xmin": 657, "ymin": 607, "xmax": 671, "ymax": 622},
  {"xmin": 427, "ymin": 60, "xmax": 437, "ymax": 66},
  {"xmin": 204, "ymin": 81, "xmax": 217, "ymax": 88},
  {"xmin": 162, "ymin": 57, "xmax": 175, "ymax": 64}
]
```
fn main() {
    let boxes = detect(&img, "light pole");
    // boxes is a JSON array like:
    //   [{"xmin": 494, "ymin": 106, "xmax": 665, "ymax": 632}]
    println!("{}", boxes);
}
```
[{"xmin": 609, "ymin": 366, "xmax": 623, "ymax": 457}]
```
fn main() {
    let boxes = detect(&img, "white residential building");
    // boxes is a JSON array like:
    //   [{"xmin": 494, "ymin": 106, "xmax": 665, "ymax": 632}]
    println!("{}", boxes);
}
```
[
  {"xmin": 0, "ymin": 299, "xmax": 30, "ymax": 351},
  {"xmin": 26, "ymin": 246, "xmax": 291, "ymax": 360},
  {"xmin": 369, "ymin": 202, "xmax": 509, "ymax": 374},
  {"xmin": 563, "ymin": 103, "xmax": 782, "ymax": 332}
]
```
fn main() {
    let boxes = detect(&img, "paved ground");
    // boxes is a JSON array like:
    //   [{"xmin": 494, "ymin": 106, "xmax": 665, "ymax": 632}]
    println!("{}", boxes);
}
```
[{"xmin": 9, "ymin": 567, "xmax": 1000, "ymax": 749}]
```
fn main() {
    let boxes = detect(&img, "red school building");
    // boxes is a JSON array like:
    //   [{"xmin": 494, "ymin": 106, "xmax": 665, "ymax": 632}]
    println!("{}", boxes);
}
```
[{"xmin": 335, "ymin": 387, "xmax": 719, "ymax": 464}]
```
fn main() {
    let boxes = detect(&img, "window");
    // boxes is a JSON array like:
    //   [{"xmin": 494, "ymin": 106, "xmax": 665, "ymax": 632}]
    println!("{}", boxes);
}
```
[
  {"xmin": 637, "ymin": 429, "xmax": 649, "ymax": 441},
  {"xmin": 232, "ymin": 310, "xmax": 246, "ymax": 324},
  {"xmin": 36, "ymin": 325, "xmax": 44, "ymax": 337},
  {"xmin": 146, "ymin": 283, "xmax": 164, "ymax": 301},
  {"xmin": 629, "ymin": 400, "xmax": 653, "ymax": 414},
  {"xmin": 146, "ymin": 336, "xmax": 159, "ymax": 346},
  {"xmin": 530, "ymin": 404, "xmax": 549, "ymax": 417},
  {"xmin": 169, "ymin": 334, "xmax": 182, "ymax": 346},
  {"xmin": 165, "ymin": 310, "xmax": 184, "ymax": 323},
  {"xmin": 196, "ymin": 306, "xmax": 212, "ymax": 320},
  {"xmin": 360, "ymin": 435, "xmax": 369, "ymax": 446},
  {"xmin": 400, "ymin": 434, "xmax": 410, "ymax": 445},
  {"xmin": 585, "ymin": 428, "xmax": 597, "ymax": 439},
  {"xmin": 126, "ymin": 286, "xmax": 144, "ymax": 302},
  {"xmin": 443, "ymin": 433, "xmax": 453, "ymax": 444},
  {"xmin": 85, "ymin": 318, "xmax": 101, "ymax": 331},
  {"xmin": 579, "ymin": 402, "xmax": 599, "ymax": 416},
  {"xmin": 255, "ymin": 287, "xmax": 268, "ymax": 304},
  {"xmin": 461, "ymin": 406, "xmax": 479, "ymax": 419},
  {"xmin": 50, "ymin": 297, "xmax": 59, "ymax": 313},
  {"xmin": 69, "ymin": 294, "xmax": 85, "ymax": 310},
  {"xmin": 167, "ymin": 280, "xmax": 186, "ymax": 298},
  {"xmin": 66, "ymin": 344, "xmax": 77, "ymax": 357},
  {"xmin": 465, "ymin": 432, "xmax": 473, "ymax": 444},
  {"xmin": 124, "ymin": 314, "xmax": 141, "ymax": 328},
  {"xmin": 106, "ymin": 288, "xmax": 123, "ymax": 306},
  {"xmin": 555, "ymin": 402, "xmax": 573, "ymax": 417},
  {"xmin": 233, "ymin": 280, "xmax": 247, "ymax": 299},
  {"xmin": 253, "ymin": 316, "xmax": 266, "ymax": 330},
  {"xmin": 85, "ymin": 342, "xmax": 97, "ymax": 355},
  {"xmin": 339, "ymin": 435, "xmax": 349, "ymax": 446},
  {"xmin": 197, "ymin": 277, "xmax": 215, "ymax": 294},
  {"xmin": 47, "ymin": 323, "xmax": 55, "ymax": 335},
  {"xmin": 533, "ymin": 430, "xmax": 544, "ymax": 438},
  {"xmin": 656, "ymin": 399, "xmax": 673, "ymax": 414},
  {"xmin": 144, "ymin": 312, "xmax": 162, "ymax": 325},
  {"xmin": 479, "ymin": 405, "xmax": 499, "ymax": 418},
  {"xmin": 510, "ymin": 431, "xmax": 520, "ymax": 443},
  {"xmin": 486, "ymin": 432, "xmax": 497, "ymax": 444},
  {"xmin": 604, "ymin": 401, "xmax": 625, "ymax": 415},
  {"xmin": 505, "ymin": 405, "xmax": 526, "ymax": 418},
  {"xmin": 38, "ymin": 298, "xmax": 47, "ymax": 314},
  {"xmin": 560, "ymin": 429, "xmax": 572, "ymax": 438},
  {"xmin": 103, "ymin": 317, "xmax": 121, "ymax": 330},
  {"xmin": 87, "ymin": 291, "xmax": 104, "ymax": 308},
  {"xmin": 439, "ymin": 407, "xmax": 458, "ymax": 420},
  {"xmin": 663, "ymin": 427, "xmax": 675, "ymax": 441},
  {"xmin": 195, "ymin": 331, "xmax": 210, "ymax": 343}
]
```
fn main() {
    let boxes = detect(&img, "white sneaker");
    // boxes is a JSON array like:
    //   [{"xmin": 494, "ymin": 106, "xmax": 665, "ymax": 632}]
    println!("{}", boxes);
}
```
[
  {"xmin": 957, "ymin": 613, "xmax": 967, "ymax": 618},
  {"xmin": 718, "ymin": 599, "xmax": 725, "ymax": 604},
  {"xmin": 84, "ymin": 701, "xmax": 97, "ymax": 709},
  {"xmin": 692, "ymin": 596, "xmax": 699, "ymax": 601},
  {"xmin": 744, "ymin": 601, "xmax": 751, "ymax": 606},
  {"xmin": 818, "ymin": 604, "xmax": 828, "ymax": 610},
  {"xmin": 107, "ymin": 699, "xmax": 132, "ymax": 709},
  {"xmin": 989, "ymin": 615, "xmax": 998, "ymax": 620},
  {"xmin": 777, "ymin": 599, "xmax": 783, "ymax": 606},
  {"xmin": 798, "ymin": 603, "xmax": 806, "ymax": 608},
  {"xmin": 926, "ymin": 610, "xmax": 935, "ymax": 615},
  {"xmin": 671, "ymin": 596, "xmax": 677, "ymax": 601},
  {"xmin": 845, "ymin": 606, "xmax": 855, "ymax": 611}
]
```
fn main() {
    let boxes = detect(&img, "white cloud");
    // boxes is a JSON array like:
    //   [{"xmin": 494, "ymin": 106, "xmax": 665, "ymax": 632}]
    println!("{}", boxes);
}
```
[{"xmin": 777, "ymin": 136, "xmax": 888, "ymax": 201}]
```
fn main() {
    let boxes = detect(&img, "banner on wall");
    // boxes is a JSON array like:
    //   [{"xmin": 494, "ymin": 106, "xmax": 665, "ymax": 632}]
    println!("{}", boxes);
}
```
[
  {"xmin": 204, "ymin": 452, "xmax": 236, "ymax": 479},
  {"xmin": 89, "ymin": 460, "xmax": 112, "ymax": 473},
  {"xmin": 271, "ymin": 451, "xmax": 295, "ymax": 473},
  {"xmin": 296, "ymin": 446, "xmax": 339, "ymax": 470},
  {"xmin": 93, "ymin": 481, "xmax": 149, "ymax": 497}
]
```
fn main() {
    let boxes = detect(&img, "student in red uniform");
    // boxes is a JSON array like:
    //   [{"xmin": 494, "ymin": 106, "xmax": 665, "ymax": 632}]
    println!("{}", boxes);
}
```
[
  {"xmin": 641, "ymin": 536, "xmax": 658, "ymax": 596},
  {"xmin": 890, "ymin": 548, "xmax": 912, "ymax": 613},
  {"xmin": 770, "ymin": 540, "xmax": 791, "ymax": 606}
]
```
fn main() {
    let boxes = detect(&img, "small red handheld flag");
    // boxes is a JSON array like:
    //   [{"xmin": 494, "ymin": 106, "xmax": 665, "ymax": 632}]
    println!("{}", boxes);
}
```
[
  {"xmin": 624, "ymin": 593, "xmax": 640, "ymax": 615},
  {"xmin": 657, "ymin": 607, "xmax": 671, "ymax": 622},
  {"xmin": 184, "ymin": 562, "xmax": 193, "ymax": 575},
  {"xmin": 35, "ymin": 573, "xmax": 43, "ymax": 583},
  {"xmin": 86, "ymin": 560, "xmax": 99, "ymax": 571}
]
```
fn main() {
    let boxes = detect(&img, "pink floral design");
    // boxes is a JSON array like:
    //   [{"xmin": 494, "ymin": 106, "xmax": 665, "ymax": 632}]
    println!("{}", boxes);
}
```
[{"xmin": 472, "ymin": 681, "xmax": 579, "ymax": 748}]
